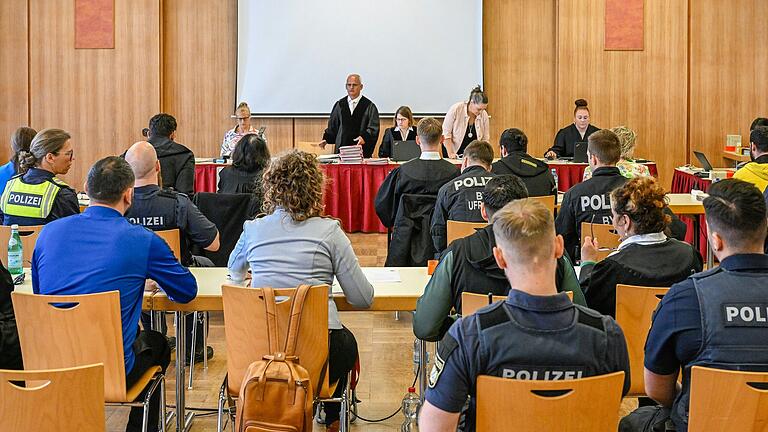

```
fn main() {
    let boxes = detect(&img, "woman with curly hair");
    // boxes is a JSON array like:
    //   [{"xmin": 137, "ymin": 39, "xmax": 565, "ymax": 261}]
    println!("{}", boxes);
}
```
[
  {"xmin": 579, "ymin": 176, "xmax": 702, "ymax": 317},
  {"xmin": 583, "ymin": 125, "xmax": 651, "ymax": 180},
  {"xmin": 227, "ymin": 149, "xmax": 373, "ymax": 432}
]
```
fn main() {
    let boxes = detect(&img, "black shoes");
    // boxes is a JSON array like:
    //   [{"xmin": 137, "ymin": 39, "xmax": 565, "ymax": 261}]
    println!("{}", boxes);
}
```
[{"xmin": 185, "ymin": 346, "xmax": 214, "ymax": 366}]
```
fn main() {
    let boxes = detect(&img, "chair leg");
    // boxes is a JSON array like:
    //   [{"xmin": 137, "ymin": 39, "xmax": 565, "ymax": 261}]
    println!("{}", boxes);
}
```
[
  {"xmin": 340, "ymin": 371, "xmax": 352, "ymax": 432},
  {"xmin": 188, "ymin": 311, "xmax": 198, "ymax": 390},
  {"xmin": 203, "ymin": 312, "xmax": 208, "ymax": 370},
  {"xmin": 217, "ymin": 380, "xmax": 226, "ymax": 432},
  {"xmin": 159, "ymin": 376, "xmax": 167, "ymax": 431},
  {"xmin": 140, "ymin": 374, "xmax": 164, "ymax": 432}
]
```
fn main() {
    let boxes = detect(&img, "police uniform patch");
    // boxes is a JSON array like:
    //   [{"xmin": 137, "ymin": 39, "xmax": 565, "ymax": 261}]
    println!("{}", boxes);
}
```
[{"xmin": 428, "ymin": 333, "xmax": 458, "ymax": 388}]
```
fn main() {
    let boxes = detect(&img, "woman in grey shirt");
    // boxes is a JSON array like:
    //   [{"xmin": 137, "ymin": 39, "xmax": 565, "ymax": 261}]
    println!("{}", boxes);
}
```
[{"xmin": 228, "ymin": 150, "xmax": 373, "ymax": 431}]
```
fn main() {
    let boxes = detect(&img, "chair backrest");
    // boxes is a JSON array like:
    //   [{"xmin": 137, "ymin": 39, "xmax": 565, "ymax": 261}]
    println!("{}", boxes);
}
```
[
  {"xmin": 529, "ymin": 195, "xmax": 556, "ymax": 214},
  {"xmin": 0, "ymin": 364, "xmax": 105, "ymax": 431},
  {"xmin": 296, "ymin": 141, "xmax": 334, "ymax": 155},
  {"xmin": 0, "ymin": 224, "xmax": 44, "ymax": 267},
  {"xmin": 689, "ymin": 366, "xmax": 768, "ymax": 432},
  {"xmin": 222, "ymin": 285, "xmax": 330, "ymax": 398},
  {"xmin": 615, "ymin": 284, "xmax": 669, "ymax": 396},
  {"xmin": 462, "ymin": 291, "xmax": 573, "ymax": 315},
  {"xmin": 476, "ymin": 372, "xmax": 625, "ymax": 431},
  {"xmin": 446, "ymin": 220, "xmax": 487, "ymax": 245},
  {"xmin": 580, "ymin": 222, "xmax": 621, "ymax": 261},
  {"xmin": 155, "ymin": 228, "xmax": 181, "ymax": 261},
  {"xmin": 12, "ymin": 291, "xmax": 129, "ymax": 401},
  {"xmin": 193, "ymin": 192, "xmax": 260, "ymax": 266}
]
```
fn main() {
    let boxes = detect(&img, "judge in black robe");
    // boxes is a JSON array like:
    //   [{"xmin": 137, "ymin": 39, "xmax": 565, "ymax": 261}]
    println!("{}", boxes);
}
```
[
  {"xmin": 547, "ymin": 123, "xmax": 600, "ymax": 158},
  {"xmin": 320, "ymin": 74, "xmax": 380, "ymax": 158}
]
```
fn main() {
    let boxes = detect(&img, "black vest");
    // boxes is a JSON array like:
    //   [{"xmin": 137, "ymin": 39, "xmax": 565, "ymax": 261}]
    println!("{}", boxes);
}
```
[
  {"xmin": 672, "ymin": 267, "xmax": 768, "ymax": 428},
  {"xmin": 338, "ymin": 96, "xmax": 371, "ymax": 149},
  {"xmin": 124, "ymin": 187, "xmax": 190, "ymax": 265}
]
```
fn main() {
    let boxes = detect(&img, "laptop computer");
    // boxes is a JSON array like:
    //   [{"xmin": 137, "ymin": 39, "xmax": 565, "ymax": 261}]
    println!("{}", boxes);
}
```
[
  {"xmin": 392, "ymin": 140, "xmax": 420, "ymax": 162},
  {"xmin": 573, "ymin": 141, "xmax": 588, "ymax": 163},
  {"xmin": 693, "ymin": 151, "xmax": 714, "ymax": 172}
]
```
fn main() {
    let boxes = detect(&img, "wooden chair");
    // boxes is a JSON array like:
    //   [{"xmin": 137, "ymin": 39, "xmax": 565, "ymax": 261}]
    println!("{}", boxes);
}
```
[
  {"xmin": 689, "ymin": 366, "xmax": 768, "ymax": 432},
  {"xmin": 296, "ymin": 140, "xmax": 335, "ymax": 156},
  {"xmin": 462, "ymin": 291, "xmax": 573, "ymax": 315},
  {"xmin": 446, "ymin": 220, "xmax": 487, "ymax": 245},
  {"xmin": 0, "ymin": 364, "xmax": 105, "ymax": 431},
  {"xmin": 580, "ymin": 222, "xmax": 621, "ymax": 261},
  {"xmin": 0, "ymin": 224, "xmax": 43, "ymax": 267},
  {"xmin": 615, "ymin": 284, "xmax": 669, "ymax": 397},
  {"xmin": 218, "ymin": 285, "xmax": 352, "ymax": 431},
  {"xmin": 12, "ymin": 291, "xmax": 167, "ymax": 431},
  {"xmin": 529, "ymin": 195, "xmax": 556, "ymax": 214},
  {"xmin": 155, "ymin": 228, "xmax": 181, "ymax": 261},
  {"xmin": 476, "ymin": 371, "xmax": 625, "ymax": 431}
]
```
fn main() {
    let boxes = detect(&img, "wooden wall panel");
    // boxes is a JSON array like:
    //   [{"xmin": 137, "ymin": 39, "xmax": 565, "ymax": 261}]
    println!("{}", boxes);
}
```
[
  {"xmin": 484, "ymin": 0, "xmax": 556, "ymax": 157},
  {"xmin": 0, "ymin": 0, "xmax": 29, "ymax": 164},
  {"xmin": 28, "ymin": 0, "xmax": 160, "ymax": 190},
  {"xmin": 557, "ymin": 0, "xmax": 688, "ymax": 189},
  {"xmin": 689, "ymin": 0, "xmax": 768, "ymax": 166},
  {"xmin": 162, "ymin": 0, "xmax": 237, "ymax": 160}
]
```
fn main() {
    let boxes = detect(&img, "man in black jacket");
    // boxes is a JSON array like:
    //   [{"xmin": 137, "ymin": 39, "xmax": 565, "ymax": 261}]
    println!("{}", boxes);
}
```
[
  {"xmin": 491, "ymin": 128, "xmax": 557, "ymax": 197},
  {"xmin": 146, "ymin": 113, "xmax": 195, "ymax": 195},
  {"xmin": 555, "ymin": 129, "xmax": 625, "ymax": 260},
  {"xmin": 431, "ymin": 140, "xmax": 494, "ymax": 254},
  {"xmin": 0, "ymin": 263, "xmax": 20, "ymax": 370}
]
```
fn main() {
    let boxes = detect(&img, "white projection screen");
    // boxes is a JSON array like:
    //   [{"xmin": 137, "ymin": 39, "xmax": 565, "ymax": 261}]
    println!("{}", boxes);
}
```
[{"xmin": 236, "ymin": 0, "xmax": 483, "ymax": 115}]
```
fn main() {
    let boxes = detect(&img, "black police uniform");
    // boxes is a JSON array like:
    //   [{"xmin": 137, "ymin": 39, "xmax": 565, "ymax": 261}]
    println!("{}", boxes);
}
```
[
  {"xmin": 425, "ymin": 290, "xmax": 630, "ymax": 432},
  {"xmin": 430, "ymin": 165, "xmax": 493, "ymax": 253},
  {"xmin": 491, "ymin": 152, "xmax": 557, "ymax": 197},
  {"xmin": 124, "ymin": 185, "xmax": 217, "ymax": 267},
  {"xmin": 0, "ymin": 168, "xmax": 80, "ymax": 226},
  {"xmin": 555, "ymin": 166, "xmax": 626, "ymax": 260}
]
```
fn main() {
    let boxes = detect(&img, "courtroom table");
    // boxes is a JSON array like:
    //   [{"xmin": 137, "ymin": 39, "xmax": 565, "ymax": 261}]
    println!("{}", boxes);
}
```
[
  {"xmin": 671, "ymin": 168, "xmax": 713, "ymax": 257},
  {"xmin": 195, "ymin": 158, "xmax": 657, "ymax": 234}
]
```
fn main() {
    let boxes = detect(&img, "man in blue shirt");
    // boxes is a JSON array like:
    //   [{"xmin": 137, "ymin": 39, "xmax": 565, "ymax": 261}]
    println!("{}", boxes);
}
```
[
  {"xmin": 643, "ymin": 179, "xmax": 768, "ymax": 431},
  {"xmin": 419, "ymin": 199, "xmax": 629, "ymax": 432},
  {"xmin": 33, "ymin": 156, "xmax": 197, "ymax": 432}
]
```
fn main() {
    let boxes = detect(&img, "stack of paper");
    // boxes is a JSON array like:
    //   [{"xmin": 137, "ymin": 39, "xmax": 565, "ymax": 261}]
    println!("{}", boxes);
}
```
[
  {"xmin": 339, "ymin": 146, "xmax": 364, "ymax": 164},
  {"xmin": 365, "ymin": 158, "xmax": 388, "ymax": 165}
]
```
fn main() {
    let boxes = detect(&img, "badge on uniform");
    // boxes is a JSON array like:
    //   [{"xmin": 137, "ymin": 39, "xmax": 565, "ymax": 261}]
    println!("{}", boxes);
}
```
[{"xmin": 428, "ymin": 333, "xmax": 458, "ymax": 388}]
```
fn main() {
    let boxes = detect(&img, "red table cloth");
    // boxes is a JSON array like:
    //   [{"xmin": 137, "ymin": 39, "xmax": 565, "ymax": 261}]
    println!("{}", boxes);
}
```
[
  {"xmin": 195, "ymin": 161, "xmax": 659, "ymax": 234},
  {"xmin": 548, "ymin": 162, "xmax": 658, "ymax": 192},
  {"xmin": 670, "ymin": 169, "xmax": 711, "ymax": 257}
]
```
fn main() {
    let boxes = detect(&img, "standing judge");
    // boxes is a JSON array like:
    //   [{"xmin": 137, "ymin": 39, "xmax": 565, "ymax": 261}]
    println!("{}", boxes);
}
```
[
  {"xmin": 319, "ymin": 74, "xmax": 380, "ymax": 158},
  {"xmin": 378, "ymin": 106, "xmax": 417, "ymax": 158},
  {"xmin": 442, "ymin": 86, "xmax": 490, "ymax": 158},
  {"xmin": 545, "ymin": 99, "xmax": 599, "ymax": 159}
]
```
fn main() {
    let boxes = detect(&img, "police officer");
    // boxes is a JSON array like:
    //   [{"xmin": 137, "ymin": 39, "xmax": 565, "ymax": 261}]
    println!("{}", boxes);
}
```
[
  {"xmin": 0, "ymin": 128, "xmax": 79, "ymax": 226},
  {"xmin": 555, "ymin": 129, "xmax": 626, "ymax": 260},
  {"xmin": 430, "ymin": 140, "xmax": 494, "ymax": 254},
  {"xmin": 419, "ymin": 199, "xmax": 630, "ymax": 432},
  {"xmin": 641, "ymin": 179, "xmax": 768, "ymax": 431},
  {"xmin": 415, "ymin": 175, "xmax": 586, "ymax": 342},
  {"xmin": 124, "ymin": 141, "xmax": 220, "ymax": 361}
]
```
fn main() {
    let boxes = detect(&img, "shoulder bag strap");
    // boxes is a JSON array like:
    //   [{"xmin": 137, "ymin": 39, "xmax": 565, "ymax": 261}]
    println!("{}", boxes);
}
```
[
  {"xmin": 262, "ymin": 287, "xmax": 279, "ymax": 354},
  {"xmin": 284, "ymin": 284, "xmax": 312, "ymax": 356}
]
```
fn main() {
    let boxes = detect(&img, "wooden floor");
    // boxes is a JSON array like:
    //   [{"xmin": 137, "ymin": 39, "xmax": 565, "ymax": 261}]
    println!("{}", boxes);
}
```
[{"xmin": 104, "ymin": 233, "xmax": 637, "ymax": 431}]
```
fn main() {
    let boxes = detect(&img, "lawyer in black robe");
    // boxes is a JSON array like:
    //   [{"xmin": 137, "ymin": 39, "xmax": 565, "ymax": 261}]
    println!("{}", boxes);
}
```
[
  {"xmin": 547, "ymin": 123, "xmax": 600, "ymax": 158},
  {"xmin": 322, "ymin": 95, "xmax": 380, "ymax": 158}
]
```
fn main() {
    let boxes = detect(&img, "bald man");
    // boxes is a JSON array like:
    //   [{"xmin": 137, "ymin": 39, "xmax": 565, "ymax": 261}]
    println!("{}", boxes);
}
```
[
  {"xmin": 319, "ymin": 74, "xmax": 380, "ymax": 158},
  {"xmin": 124, "ymin": 141, "xmax": 219, "ymax": 362}
]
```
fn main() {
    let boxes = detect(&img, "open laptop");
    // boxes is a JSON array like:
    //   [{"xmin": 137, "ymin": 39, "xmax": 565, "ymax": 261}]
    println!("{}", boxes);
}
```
[
  {"xmin": 573, "ymin": 141, "xmax": 589, "ymax": 163},
  {"xmin": 392, "ymin": 140, "xmax": 420, "ymax": 162},
  {"xmin": 693, "ymin": 151, "xmax": 714, "ymax": 172}
]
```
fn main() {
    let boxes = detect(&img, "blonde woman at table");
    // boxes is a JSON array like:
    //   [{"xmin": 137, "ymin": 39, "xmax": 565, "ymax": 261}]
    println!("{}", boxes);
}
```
[
  {"xmin": 583, "ymin": 126, "xmax": 650, "ymax": 181},
  {"xmin": 228, "ymin": 150, "xmax": 373, "ymax": 432},
  {"xmin": 442, "ymin": 86, "xmax": 490, "ymax": 158},
  {"xmin": 220, "ymin": 102, "xmax": 264, "ymax": 157}
]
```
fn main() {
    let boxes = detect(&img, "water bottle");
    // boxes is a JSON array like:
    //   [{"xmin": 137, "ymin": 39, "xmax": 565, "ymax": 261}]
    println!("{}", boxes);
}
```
[
  {"xmin": 400, "ymin": 386, "xmax": 420, "ymax": 431},
  {"xmin": 551, "ymin": 168, "xmax": 559, "ymax": 193},
  {"xmin": 8, "ymin": 224, "xmax": 23, "ymax": 276}
]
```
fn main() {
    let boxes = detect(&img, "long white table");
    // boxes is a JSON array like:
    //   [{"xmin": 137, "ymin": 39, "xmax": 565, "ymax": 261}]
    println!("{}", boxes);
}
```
[{"xmin": 17, "ymin": 267, "xmax": 432, "ymax": 431}]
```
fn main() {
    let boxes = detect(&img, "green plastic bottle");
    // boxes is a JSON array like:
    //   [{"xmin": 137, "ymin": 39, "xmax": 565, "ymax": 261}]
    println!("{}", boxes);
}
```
[{"xmin": 8, "ymin": 224, "xmax": 23, "ymax": 276}]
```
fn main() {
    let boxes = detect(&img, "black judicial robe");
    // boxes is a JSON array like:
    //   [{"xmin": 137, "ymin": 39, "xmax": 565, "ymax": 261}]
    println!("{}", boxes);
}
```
[
  {"xmin": 323, "ymin": 96, "xmax": 380, "ymax": 158},
  {"xmin": 547, "ymin": 123, "xmax": 600, "ymax": 158}
]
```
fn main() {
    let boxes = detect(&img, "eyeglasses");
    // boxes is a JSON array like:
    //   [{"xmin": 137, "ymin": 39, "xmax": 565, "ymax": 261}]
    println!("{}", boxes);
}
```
[
  {"xmin": 236, "ymin": 117, "xmax": 250, "ymax": 121},
  {"xmin": 55, "ymin": 150, "xmax": 74, "ymax": 161}
]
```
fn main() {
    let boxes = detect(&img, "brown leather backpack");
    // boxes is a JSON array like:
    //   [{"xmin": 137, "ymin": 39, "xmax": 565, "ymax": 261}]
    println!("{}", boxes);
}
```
[{"xmin": 236, "ymin": 285, "xmax": 314, "ymax": 432}]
